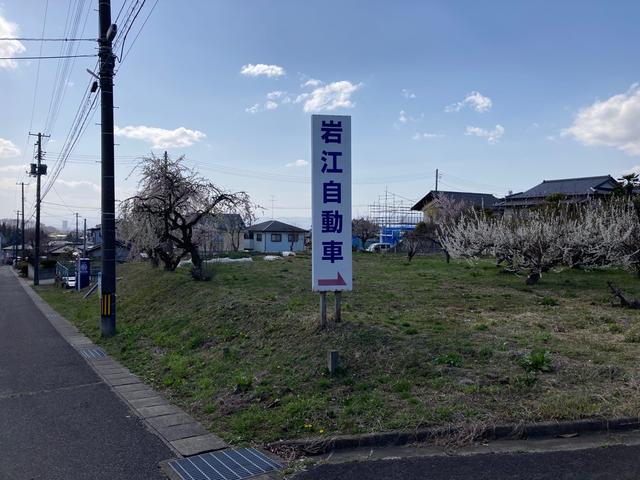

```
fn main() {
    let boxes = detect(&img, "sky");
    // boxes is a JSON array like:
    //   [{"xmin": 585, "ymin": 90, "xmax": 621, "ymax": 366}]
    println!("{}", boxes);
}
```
[{"xmin": 1, "ymin": 0, "xmax": 640, "ymax": 230}]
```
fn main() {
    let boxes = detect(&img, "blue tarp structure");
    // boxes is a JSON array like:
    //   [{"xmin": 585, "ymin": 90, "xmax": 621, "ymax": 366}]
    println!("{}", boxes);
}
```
[
  {"xmin": 380, "ymin": 226, "xmax": 415, "ymax": 246},
  {"xmin": 352, "ymin": 225, "xmax": 417, "ymax": 250}
]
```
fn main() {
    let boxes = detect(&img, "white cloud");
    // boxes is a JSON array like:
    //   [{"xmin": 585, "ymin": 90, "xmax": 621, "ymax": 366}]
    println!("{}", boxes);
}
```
[
  {"xmin": 56, "ymin": 179, "xmax": 101, "ymax": 193},
  {"xmin": 267, "ymin": 91, "xmax": 285, "ymax": 100},
  {"xmin": 0, "ymin": 14, "xmax": 25, "ymax": 69},
  {"xmin": 0, "ymin": 138, "xmax": 20, "ymax": 158},
  {"xmin": 114, "ymin": 125, "xmax": 206, "ymax": 149},
  {"xmin": 412, "ymin": 132, "xmax": 444, "ymax": 140},
  {"xmin": 402, "ymin": 89, "xmax": 416, "ymax": 99},
  {"xmin": 562, "ymin": 84, "xmax": 640, "ymax": 156},
  {"xmin": 245, "ymin": 103, "xmax": 261, "ymax": 114},
  {"xmin": 285, "ymin": 159, "xmax": 309, "ymax": 167},
  {"xmin": 465, "ymin": 124, "xmax": 504, "ymax": 144},
  {"xmin": 240, "ymin": 63, "xmax": 285, "ymax": 78},
  {"xmin": 395, "ymin": 110, "xmax": 423, "ymax": 128},
  {"xmin": 301, "ymin": 81, "xmax": 361, "ymax": 113},
  {"xmin": 446, "ymin": 91, "xmax": 493, "ymax": 113},
  {"xmin": 264, "ymin": 100, "xmax": 278, "ymax": 110},
  {"xmin": 0, "ymin": 164, "xmax": 26, "ymax": 173},
  {"xmin": 303, "ymin": 79, "xmax": 322, "ymax": 88}
]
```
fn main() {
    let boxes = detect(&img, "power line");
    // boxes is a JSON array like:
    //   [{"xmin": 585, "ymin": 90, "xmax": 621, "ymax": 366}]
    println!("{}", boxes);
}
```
[
  {"xmin": 0, "ymin": 54, "xmax": 97, "ymax": 60},
  {"xmin": 119, "ymin": 0, "xmax": 157, "ymax": 65},
  {"xmin": 44, "ymin": 0, "xmax": 93, "ymax": 136},
  {"xmin": 0, "ymin": 37, "xmax": 95, "ymax": 41},
  {"xmin": 117, "ymin": 0, "xmax": 146, "ymax": 60}
]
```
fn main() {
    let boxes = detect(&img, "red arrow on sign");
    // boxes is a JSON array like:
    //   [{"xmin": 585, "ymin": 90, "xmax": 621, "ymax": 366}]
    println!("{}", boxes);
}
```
[{"xmin": 318, "ymin": 272, "xmax": 346, "ymax": 286}]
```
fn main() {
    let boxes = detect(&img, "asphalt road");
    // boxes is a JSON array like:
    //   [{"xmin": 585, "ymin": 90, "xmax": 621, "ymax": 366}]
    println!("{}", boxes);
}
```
[
  {"xmin": 0, "ymin": 267, "xmax": 172, "ymax": 480},
  {"xmin": 295, "ymin": 444, "xmax": 640, "ymax": 479}
]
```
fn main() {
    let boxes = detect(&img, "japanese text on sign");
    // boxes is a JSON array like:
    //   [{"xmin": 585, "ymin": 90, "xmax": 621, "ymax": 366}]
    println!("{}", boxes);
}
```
[{"xmin": 312, "ymin": 115, "xmax": 352, "ymax": 291}]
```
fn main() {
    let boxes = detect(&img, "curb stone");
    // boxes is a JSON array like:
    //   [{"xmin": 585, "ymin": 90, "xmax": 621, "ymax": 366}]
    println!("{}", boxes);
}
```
[
  {"xmin": 13, "ymin": 269, "xmax": 228, "ymax": 459},
  {"xmin": 268, "ymin": 417, "xmax": 640, "ymax": 457}
]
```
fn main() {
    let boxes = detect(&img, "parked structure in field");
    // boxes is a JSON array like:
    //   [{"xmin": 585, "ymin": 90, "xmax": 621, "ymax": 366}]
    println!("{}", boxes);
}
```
[
  {"xmin": 244, "ymin": 220, "xmax": 307, "ymax": 252},
  {"xmin": 411, "ymin": 190, "xmax": 501, "ymax": 221},
  {"xmin": 498, "ymin": 175, "xmax": 619, "ymax": 210},
  {"xmin": 367, "ymin": 190, "xmax": 421, "ymax": 246}
]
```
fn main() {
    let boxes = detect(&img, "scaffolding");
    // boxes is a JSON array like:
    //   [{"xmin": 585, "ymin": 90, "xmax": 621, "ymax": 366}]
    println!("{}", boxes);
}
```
[{"xmin": 367, "ymin": 189, "xmax": 422, "ymax": 245}]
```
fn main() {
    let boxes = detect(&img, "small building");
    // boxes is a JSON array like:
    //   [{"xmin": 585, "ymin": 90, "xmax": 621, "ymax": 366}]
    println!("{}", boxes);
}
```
[
  {"xmin": 196, "ymin": 213, "xmax": 246, "ymax": 253},
  {"xmin": 411, "ymin": 190, "xmax": 501, "ymax": 222},
  {"xmin": 244, "ymin": 220, "xmax": 307, "ymax": 253},
  {"xmin": 498, "ymin": 175, "xmax": 619, "ymax": 210},
  {"xmin": 85, "ymin": 241, "xmax": 131, "ymax": 262},
  {"xmin": 48, "ymin": 243, "xmax": 84, "ymax": 260},
  {"xmin": 86, "ymin": 225, "xmax": 102, "ymax": 245},
  {"xmin": 2, "ymin": 244, "xmax": 33, "ymax": 264}
]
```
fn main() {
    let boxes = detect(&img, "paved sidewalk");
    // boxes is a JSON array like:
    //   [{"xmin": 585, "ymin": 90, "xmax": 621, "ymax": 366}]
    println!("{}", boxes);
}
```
[{"xmin": 0, "ymin": 266, "xmax": 172, "ymax": 480}]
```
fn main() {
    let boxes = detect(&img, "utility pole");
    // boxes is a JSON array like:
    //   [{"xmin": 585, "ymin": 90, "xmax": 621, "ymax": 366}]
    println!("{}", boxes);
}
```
[
  {"xmin": 435, "ymin": 168, "xmax": 439, "ymax": 192},
  {"xmin": 16, "ymin": 182, "xmax": 26, "ymax": 259},
  {"xmin": 14, "ymin": 211, "xmax": 19, "ymax": 262},
  {"xmin": 83, "ymin": 218, "xmax": 87, "ymax": 255},
  {"xmin": 29, "ymin": 132, "xmax": 49, "ymax": 286},
  {"xmin": 99, "ymin": 0, "xmax": 117, "ymax": 336},
  {"xmin": 75, "ymin": 212, "xmax": 79, "ymax": 243}
]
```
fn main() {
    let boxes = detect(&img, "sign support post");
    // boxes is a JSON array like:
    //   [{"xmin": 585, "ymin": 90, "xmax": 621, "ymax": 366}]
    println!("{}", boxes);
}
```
[{"xmin": 311, "ymin": 115, "xmax": 352, "ymax": 327}]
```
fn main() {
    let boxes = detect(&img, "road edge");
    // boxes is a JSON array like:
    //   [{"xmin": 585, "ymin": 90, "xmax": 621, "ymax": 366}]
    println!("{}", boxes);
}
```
[{"xmin": 12, "ymin": 269, "xmax": 228, "ymax": 458}]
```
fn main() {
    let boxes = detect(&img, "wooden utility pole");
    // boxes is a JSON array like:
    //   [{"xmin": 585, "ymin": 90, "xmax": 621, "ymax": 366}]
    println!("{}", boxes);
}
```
[
  {"xmin": 16, "ymin": 182, "xmax": 26, "ymax": 259},
  {"xmin": 14, "ymin": 211, "xmax": 19, "ymax": 262},
  {"xmin": 99, "ymin": 0, "xmax": 117, "ymax": 336},
  {"xmin": 29, "ymin": 132, "xmax": 49, "ymax": 285}
]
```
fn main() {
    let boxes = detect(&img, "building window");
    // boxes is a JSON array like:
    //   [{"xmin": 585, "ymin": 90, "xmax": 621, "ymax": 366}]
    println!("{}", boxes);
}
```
[
  {"xmin": 256, "ymin": 233, "xmax": 262, "ymax": 241},
  {"xmin": 271, "ymin": 233, "xmax": 282, "ymax": 242},
  {"xmin": 243, "ymin": 232, "xmax": 254, "ymax": 240},
  {"xmin": 288, "ymin": 233, "xmax": 299, "ymax": 242}
]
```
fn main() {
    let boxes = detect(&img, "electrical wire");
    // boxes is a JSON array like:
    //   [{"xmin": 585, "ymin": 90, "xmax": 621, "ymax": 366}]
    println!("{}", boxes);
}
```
[
  {"xmin": 0, "ymin": 54, "xmax": 97, "ymax": 60},
  {"xmin": 119, "ymin": 0, "xmax": 157, "ymax": 65},
  {"xmin": 44, "ymin": 0, "xmax": 92, "ymax": 136},
  {"xmin": 0, "ymin": 37, "xmax": 95, "ymax": 42}
]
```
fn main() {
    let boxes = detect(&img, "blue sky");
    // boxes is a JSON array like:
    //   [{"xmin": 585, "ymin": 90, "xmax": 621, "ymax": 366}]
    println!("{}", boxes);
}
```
[{"xmin": 1, "ymin": 0, "xmax": 640, "ymax": 229}]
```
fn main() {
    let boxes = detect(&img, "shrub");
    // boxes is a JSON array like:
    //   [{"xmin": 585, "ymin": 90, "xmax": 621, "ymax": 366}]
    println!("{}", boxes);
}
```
[
  {"xmin": 520, "ymin": 349, "xmax": 552, "ymax": 372},
  {"xmin": 233, "ymin": 374, "xmax": 253, "ymax": 393},
  {"xmin": 435, "ymin": 352, "xmax": 463, "ymax": 368},
  {"xmin": 541, "ymin": 296, "xmax": 559, "ymax": 306}
]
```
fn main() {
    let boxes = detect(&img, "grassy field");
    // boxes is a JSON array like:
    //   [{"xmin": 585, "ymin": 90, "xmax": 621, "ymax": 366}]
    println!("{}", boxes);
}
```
[{"xmin": 35, "ymin": 253, "xmax": 640, "ymax": 446}]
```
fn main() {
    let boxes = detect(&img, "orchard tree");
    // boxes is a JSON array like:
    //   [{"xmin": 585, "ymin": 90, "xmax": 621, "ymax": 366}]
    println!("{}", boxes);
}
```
[
  {"xmin": 352, "ymin": 217, "xmax": 378, "ymax": 249},
  {"xmin": 119, "ymin": 152, "xmax": 250, "ymax": 280},
  {"xmin": 404, "ymin": 221, "xmax": 435, "ymax": 261},
  {"xmin": 440, "ymin": 198, "xmax": 640, "ymax": 284},
  {"xmin": 425, "ymin": 193, "xmax": 470, "ymax": 263}
]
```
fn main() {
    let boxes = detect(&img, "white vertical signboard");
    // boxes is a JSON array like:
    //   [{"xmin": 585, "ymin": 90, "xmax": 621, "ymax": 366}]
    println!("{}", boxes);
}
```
[{"xmin": 312, "ymin": 114, "xmax": 352, "ymax": 291}]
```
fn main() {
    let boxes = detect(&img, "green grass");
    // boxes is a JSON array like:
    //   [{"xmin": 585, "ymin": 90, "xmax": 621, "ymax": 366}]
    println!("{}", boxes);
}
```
[{"xmin": 34, "ymin": 253, "xmax": 640, "ymax": 445}]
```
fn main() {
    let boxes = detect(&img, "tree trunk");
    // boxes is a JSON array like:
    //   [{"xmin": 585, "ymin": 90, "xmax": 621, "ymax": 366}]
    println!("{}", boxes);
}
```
[
  {"xmin": 190, "ymin": 246, "xmax": 210, "ymax": 280},
  {"xmin": 526, "ymin": 270, "xmax": 541, "ymax": 285}
]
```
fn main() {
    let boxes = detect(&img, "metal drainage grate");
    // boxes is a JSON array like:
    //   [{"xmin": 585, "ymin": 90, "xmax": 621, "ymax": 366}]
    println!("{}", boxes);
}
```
[
  {"xmin": 168, "ymin": 448, "xmax": 281, "ymax": 480},
  {"xmin": 79, "ymin": 348, "xmax": 107, "ymax": 359}
]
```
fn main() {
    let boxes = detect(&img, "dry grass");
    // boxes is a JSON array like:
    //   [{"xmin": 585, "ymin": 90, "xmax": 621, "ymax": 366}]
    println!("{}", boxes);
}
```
[{"xmin": 35, "ymin": 253, "xmax": 640, "ymax": 445}]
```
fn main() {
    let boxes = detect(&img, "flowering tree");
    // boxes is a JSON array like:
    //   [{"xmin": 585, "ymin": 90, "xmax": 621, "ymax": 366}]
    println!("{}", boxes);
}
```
[
  {"xmin": 439, "ymin": 198, "xmax": 640, "ymax": 284},
  {"xmin": 119, "ymin": 152, "xmax": 250, "ymax": 280}
]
